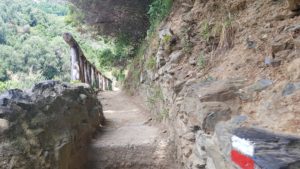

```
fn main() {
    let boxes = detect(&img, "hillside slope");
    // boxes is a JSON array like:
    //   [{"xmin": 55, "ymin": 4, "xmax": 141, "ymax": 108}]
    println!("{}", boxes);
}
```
[{"xmin": 125, "ymin": 0, "xmax": 300, "ymax": 168}]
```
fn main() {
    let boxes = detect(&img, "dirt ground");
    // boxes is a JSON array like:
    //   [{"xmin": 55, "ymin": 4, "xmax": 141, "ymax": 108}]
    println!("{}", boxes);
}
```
[{"xmin": 87, "ymin": 91, "xmax": 177, "ymax": 169}]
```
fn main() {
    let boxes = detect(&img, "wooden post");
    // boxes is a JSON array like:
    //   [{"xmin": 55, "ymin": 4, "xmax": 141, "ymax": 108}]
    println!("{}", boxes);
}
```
[
  {"xmin": 91, "ymin": 66, "xmax": 95, "ymax": 87},
  {"xmin": 71, "ymin": 47, "xmax": 80, "ymax": 81},
  {"xmin": 102, "ymin": 77, "xmax": 106, "ymax": 91},
  {"xmin": 63, "ymin": 33, "xmax": 80, "ymax": 81},
  {"xmin": 108, "ymin": 79, "xmax": 112, "ymax": 90},
  {"xmin": 94, "ymin": 71, "xmax": 97, "ymax": 88},
  {"xmin": 105, "ymin": 79, "xmax": 109, "ymax": 90},
  {"xmin": 98, "ymin": 74, "xmax": 102, "ymax": 90},
  {"xmin": 79, "ymin": 56, "xmax": 84, "ymax": 82},
  {"xmin": 87, "ymin": 64, "xmax": 91, "ymax": 85},
  {"xmin": 95, "ymin": 71, "xmax": 99, "ymax": 89},
  {"xmin": 63, "ymin": 32, "xmax": 112, "ymax": 90},
  {"xmin": 84, "ymin": 60, "xmax": 88, "ymax": 83}
]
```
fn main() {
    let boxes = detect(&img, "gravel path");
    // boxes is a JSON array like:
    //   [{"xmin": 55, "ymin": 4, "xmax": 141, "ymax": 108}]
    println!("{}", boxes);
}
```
[{"xmin": 87, "ymin": 91, "xmax": 176, "ymax": 169}]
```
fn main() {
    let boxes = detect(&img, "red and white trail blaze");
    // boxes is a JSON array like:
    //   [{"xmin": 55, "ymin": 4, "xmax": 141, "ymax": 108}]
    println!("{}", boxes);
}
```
[{"xmin": 231, "ymin": 135, "xmax": 255, "ymax": 169}]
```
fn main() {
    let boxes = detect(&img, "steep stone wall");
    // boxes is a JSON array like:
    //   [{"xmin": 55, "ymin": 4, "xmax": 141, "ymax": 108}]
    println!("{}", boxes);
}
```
[
  {"xmin": 127, "ymin": 0, "xmax": 300, "ymax": 168},
  {"xmin": 0, "ymin": 81, "xmax": 104, "ymax": 169}
]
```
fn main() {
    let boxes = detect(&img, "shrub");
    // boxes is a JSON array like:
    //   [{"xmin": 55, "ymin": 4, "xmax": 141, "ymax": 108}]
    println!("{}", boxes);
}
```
[
  {"xmin": 0, "ymin": 71, "xmax": 45, "ymax": 93},
  {"xmin": 200, "ymin": 21, "xmax": 211, "ymax": 42},
  {"xmin": 147, "ymin": 0, "xmax": 173, "ymax": 35},
  {"xmin": 146, "ymin": 56, "xmax": 156, "ymax": 70},
  {"xmin": 112, "ymin": 69, "xmax": 125, "ymax": 82},
  {"xmin": 197, "ymin": 52, "xmax": 206, "ymax": 70}
]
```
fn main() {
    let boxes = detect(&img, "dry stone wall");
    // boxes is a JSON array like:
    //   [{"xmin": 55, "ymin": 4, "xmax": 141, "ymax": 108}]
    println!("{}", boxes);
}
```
[
  {"xmin": 129, "ymin": 0, "xmax": 300, "ymax": 168},
  {"xmin": 0, "ymin": 81, "xmax": 104, "ymax": 169}
]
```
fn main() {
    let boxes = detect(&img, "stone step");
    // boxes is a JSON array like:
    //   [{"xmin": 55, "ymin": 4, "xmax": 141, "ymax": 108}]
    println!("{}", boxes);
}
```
[
  {"xmin": 88, "ymin": 144, "xmax": 168, "ymax": 169},
  {"xmin": 87, "ymin": 125, "xmax": 173, "ymax": 169}
]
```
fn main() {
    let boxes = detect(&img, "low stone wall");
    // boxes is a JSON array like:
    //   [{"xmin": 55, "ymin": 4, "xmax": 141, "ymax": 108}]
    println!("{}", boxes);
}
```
[{"xmin": 0, "ymin": 81, "xmax": 104, "ymax": 169}]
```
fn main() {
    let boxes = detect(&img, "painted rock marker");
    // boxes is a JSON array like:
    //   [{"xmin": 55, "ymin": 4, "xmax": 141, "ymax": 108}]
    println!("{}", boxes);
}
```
[
  {"xmin": 231, "ymin": 149, "xmax": 254, "ymax": 169},
  {"xmin": 231, "ymin": 135, "xmax": 255, "ymax": 169},
  {"xmin": 231, "ymin": 135, "xmax": 254, "ymax": 156},
  {"xmin": 231, "ymin": 127, "xmax": 300, "ymax": 169}
]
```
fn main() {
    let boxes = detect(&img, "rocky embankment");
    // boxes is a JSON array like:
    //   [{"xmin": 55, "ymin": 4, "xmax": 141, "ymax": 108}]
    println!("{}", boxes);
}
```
[
  {"xmin": 126, "ymin": 0, "xmax": 300, "ymax": 168},
  {"xmin": 0, "ymin": 81, "xmax": 104, "ymax": 169}
]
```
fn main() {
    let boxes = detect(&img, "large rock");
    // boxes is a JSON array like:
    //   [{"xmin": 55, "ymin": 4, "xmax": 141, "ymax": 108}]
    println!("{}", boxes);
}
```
[
  {"xmin": 0, "ymin": 81, "xmax": 104, "ymax": 169},
  {"xmin": 198, "ymin": 102, "xmax": 231, "ymax": 134},
  {"xmin": 234, "ymin": 127, "xmax": 300, "ymax": 169},
  {"xmin": 186, "ymin": 79, "xmax": 244, "ymax": 102},
  {"xmin": 282, "ymin": 81, "xmax": 300, "ymax": 96},
  {"xmin": 182, "ymin": 99, "xmax": 232, "ymax": 134},
  {"xmin": 194, "ymin": 116, "xmax": 248, "ymax": 169},
  {"xmin": 156, "ymin": 46, "xmax": 167, "ymax": 68},
  {"xmin": 246, "ymin": 79, "xmax": 273, "ymax": 92},
  {"xmin": 170, "ymin": 50, "xmax": 184, "ymax": 64}
]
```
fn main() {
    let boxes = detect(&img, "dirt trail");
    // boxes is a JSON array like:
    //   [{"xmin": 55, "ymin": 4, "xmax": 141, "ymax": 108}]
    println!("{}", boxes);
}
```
[{"xmin": 87, "ymin": 91, "xmax": 176, "ymax": 169}]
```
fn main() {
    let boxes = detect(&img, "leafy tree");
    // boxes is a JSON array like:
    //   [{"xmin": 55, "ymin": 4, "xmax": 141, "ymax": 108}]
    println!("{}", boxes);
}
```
[{"xmin": 0, "ymin": 0, "xmax": 144, "ymax": 90}]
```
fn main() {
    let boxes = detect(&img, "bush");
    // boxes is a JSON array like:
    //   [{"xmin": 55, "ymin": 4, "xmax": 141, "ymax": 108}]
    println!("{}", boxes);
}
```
[
  {"xmin": 0, "ymin": 71, "xmax": 45, "ymax": 93},
  {"xmin": 146, "ymin": 57, "xmax": 156, "ymax": 70},
  {"xmin": 64, "ymin": 4, "xmax": 84, "ymax": 26},
  {"xmin": 197, "ymin": 52, "xmax": 206, "ymax": 70},
  {"xmin": 200, "ymin": 21, "xmax": 211, "ymax": 42},
  {"xmin": 0, "ymin": 81, "xmax": 8, "ymax": 93},
  {"xmin": 112, "ymin": 69, "xmax": 125, "ymax": 82},
  {"xmin": 147, "ymin": 0, "xmax": 173, "ymax": 35}
]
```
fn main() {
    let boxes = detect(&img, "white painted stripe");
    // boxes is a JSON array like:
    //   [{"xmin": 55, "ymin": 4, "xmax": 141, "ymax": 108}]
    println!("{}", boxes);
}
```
[{"xmin": 231, "ymin": 135, "xmax": 255, "ymax": 157}]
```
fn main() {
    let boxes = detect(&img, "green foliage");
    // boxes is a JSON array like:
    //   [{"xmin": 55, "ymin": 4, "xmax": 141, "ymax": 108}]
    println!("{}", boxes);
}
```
[
  {"xmin": 224, "ymin": 16, "xmax": 233, "ymax": 28},
  {"xmin": 79, "ymin": 33, "xmax": 135, "ymax": 72},
  {"xmin": 35, "ymin": 2, "xmax": 68, "ymax": 16},
  {"xmin": 0, "ymin": 82, "xmax": 7, "ymax": 93},
  {"xmin": 146, "ymin": 85, "xmax": 168, "ymax": 121},
  {"xmin": 211, "ymin": 23, "xmax": 223, "ymax": 38},
  {"xmin": 146, "ymin": 57, "xmax": 156, "ymax": 71},
  {"xmin": 112, "ymin": 69, "xmax": 125, "ymax": 82},
  {"xmin": 197, "ymin": 52, "xmax": 206, "ymax": 70},
  {"xmin": 64, "ymin": 4, "xmax": 84, "ymax": 26},
  {"xmin": 146, "ymin": 85, "xmax": 163, "ymax": 105},
  {"xmin": 0, "ymin": 71, "xmax": 45, "ymax": 93},
  {"xmin": 132, "ymin": 68, "xmax": 141, "ymax": 83},
  {"xmin": 159, "ymin": 108, "xmax": 169, "ymax": 120},
  {"xmin": 182, "ymin": 37, "xmax": 193, "ymax": 54},
  {"xmin": 0, "ymin": 0, "xmax": 132, "ymax": 92},
  {"xmin": 162, "ymin": 34, "xmax": 172, "ymax": 44},
  {"xmin": 0, "ymin": 0, "xmax": 73, "ymax": 86},
  {"xmin": 70, "ymin": 80, "xmax": 81, "ymax": 84},
  {"xmin": 123, "ymin": 47, "xmax": 144, "ymax": 93},
  {"xmin": 147, "ymin": 0, "xmax": 173, "ymax": 35},
  {"xmin": 200, "ymin": 21, "xmax": 211, "ymax": 42}
]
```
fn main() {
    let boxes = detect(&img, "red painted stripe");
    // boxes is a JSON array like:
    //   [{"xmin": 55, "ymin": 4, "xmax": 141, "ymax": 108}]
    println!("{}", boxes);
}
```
[{"xmin": 231, "ymin": 149, "xmax": 254, "ymax": 169}]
